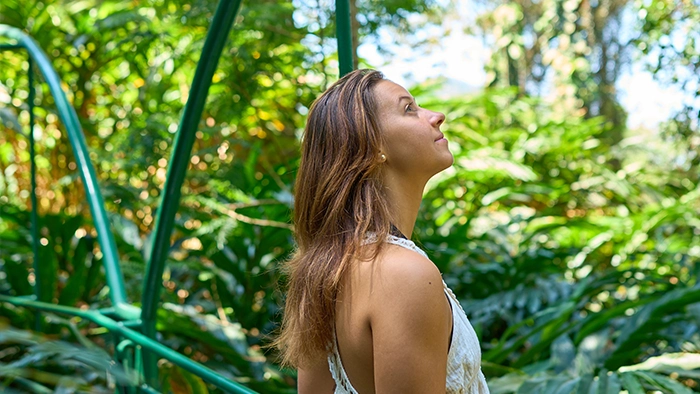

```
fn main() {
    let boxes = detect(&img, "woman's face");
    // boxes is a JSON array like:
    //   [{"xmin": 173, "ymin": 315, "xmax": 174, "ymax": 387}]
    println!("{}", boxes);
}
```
[{"xmin": 374, "ymin": 80, "xmax": 453, "ymax": 180}]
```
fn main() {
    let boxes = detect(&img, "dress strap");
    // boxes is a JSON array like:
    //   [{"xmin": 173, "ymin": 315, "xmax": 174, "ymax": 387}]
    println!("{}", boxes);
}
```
[
  {"xmin": 385, "ymin": 234, "xmax": 429, "ymax": 259},
  {"xmin": 328, "ymin": 331, "xmax": 359, "ymax": 394}
]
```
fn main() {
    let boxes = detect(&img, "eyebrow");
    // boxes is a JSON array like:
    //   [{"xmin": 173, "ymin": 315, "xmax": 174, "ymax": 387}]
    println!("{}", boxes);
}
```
[{"xmin": 398, "ymin": 95, "xmax": 414, "ymax": 104}]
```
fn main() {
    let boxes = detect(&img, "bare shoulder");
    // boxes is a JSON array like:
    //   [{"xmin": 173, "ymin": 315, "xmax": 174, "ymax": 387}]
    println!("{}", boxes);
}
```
[
  {"xmin": 366, "ymin": 243, "xmax": 447, "ymax": 321},
  {"xmin": 371, "ymin": 243, "xmax": 444, "ymax": 294}
]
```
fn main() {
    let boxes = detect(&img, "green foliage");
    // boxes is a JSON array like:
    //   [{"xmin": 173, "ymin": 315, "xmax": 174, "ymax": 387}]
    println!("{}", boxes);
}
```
[
  {"xmin": 415, "ymin": 86, "xmax": 700, "ymax": 391},
  {"xmin": 1, "ymin": 0, "xmax": 700, "ymax": 392},
  {"xmin": 0, "ymin": 319, "xmax": 136, "ymax": 392}
]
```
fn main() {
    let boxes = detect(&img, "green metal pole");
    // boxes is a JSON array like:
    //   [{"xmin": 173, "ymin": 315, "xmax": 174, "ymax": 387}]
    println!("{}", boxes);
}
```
[
  {"xmin": 140, "ymin": 0, "xmax": 242, "ymax": 387},
  {"xmin": 27, "ymin": 56, "xmax": 42, "ymax": 331},
  {"xmin": 137, "ymin": 385, "xmax": 161, "ymax": 394},
  {"xmin": 116, "ymin": 339, "xmax": 137, "ymax": 394},
  {"xmin": 335, "ymin": 0, "xmax": 354, "ymax": 76},
  {"xmin": 0, "ymin": 25, "xmax": 132, "ymax": 314}
]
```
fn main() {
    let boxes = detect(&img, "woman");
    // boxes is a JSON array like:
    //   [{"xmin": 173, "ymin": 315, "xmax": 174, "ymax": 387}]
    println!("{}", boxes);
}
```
[{"xmin": 275, "ymin": 69, "xmax": 488, "ymax": 393}]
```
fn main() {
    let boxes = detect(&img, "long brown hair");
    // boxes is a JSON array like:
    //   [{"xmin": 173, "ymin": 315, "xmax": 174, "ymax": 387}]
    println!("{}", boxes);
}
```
[{"xmin": 274, "ymin": 69, "xmax": 391, "ymax": 368}]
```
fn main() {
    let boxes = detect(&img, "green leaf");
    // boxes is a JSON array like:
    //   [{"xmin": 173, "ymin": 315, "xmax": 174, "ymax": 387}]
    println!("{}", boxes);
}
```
[
  {"xmin": 57, "ymin": 236, "xmax": 89, "ymax": 306},
  {"xmin": 110, "ymin": 213, "xmax": 143, "ymax": 250},
  {"xmin": 550, "ymin": 334, "xmax": 576, "ymax": 373},
  {"xmin": 35, "ymin": 242, "xmax": 57, "ymax": 305},
  {"xmin": 168, "ymin": 365, "xmax": 209, "ymax": 394},
  {"xmin": 604, "ymin": 372, "xmax": 621, "ymax": 394},
  {"xmin": 619, "ymin": 372, "xmax": 644, "ymax": 394},
  {"xmin": 633, "ymin": 371, "xmax": 693, "ymax": 394},
  {"xmin": 0, "ymin": 107, "xmax": 23, "ymax": 135},
  {"xmin": 515, "ymin": 376, "xmax": 548, "ymax": 394},
  {"xmin": 607, "ymin": 285, "xmax": 700, "ymax": 369}
]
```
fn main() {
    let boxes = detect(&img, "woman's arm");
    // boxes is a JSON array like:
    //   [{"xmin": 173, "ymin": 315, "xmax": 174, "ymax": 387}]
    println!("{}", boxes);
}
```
[
  {"xmin": 298, "ymin": 358, "xmax": 335, "ymax": 394},
  {"xmin": 370, "ymin": 248, "xmax": 453, "ymax": 393}
]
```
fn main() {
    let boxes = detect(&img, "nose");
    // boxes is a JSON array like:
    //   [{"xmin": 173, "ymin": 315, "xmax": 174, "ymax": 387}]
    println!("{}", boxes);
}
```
[{"xmin": 430, "ymin": 110, "xmax": 445, "ymax": 128}]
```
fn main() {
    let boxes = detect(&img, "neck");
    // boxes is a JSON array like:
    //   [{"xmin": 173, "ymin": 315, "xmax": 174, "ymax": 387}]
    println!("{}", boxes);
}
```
[{"xmin": 381, "ymin": 172, "xmax": 428, "ymax": 239}]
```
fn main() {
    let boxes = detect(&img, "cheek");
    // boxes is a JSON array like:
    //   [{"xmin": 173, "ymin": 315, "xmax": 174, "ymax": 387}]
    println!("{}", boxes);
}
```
[
  {"xmin": 386, "ymin": 134, "xmax": 433, "ymax": 167},
  {"xmin": 384, "ymin": 129, "xmax": 417, "ymax": 156},
  {"xmin": 383, "ymin": 121, "xmax": 419, "ymax": 146}
]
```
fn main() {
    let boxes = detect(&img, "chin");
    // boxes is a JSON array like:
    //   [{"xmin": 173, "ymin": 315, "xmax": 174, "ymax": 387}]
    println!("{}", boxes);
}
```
[
  {"xmin": 431, "ymin": 155, "xmax": 454, "ymax": 176},
  {"xmin": 440, "ymin": 153, "xmax": 455, "ymax": 170}
]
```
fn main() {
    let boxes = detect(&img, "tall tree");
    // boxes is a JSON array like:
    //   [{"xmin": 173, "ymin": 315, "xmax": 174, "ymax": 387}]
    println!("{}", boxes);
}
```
[{"xmin": 479, "ymin": 0, "xmax": 632, "ymax": 147}]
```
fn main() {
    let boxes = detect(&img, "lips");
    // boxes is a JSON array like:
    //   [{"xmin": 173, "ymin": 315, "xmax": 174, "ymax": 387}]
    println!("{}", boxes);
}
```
[{"xmin": 435, "ymin": 132, "xmax": 446, "ymax": 142}]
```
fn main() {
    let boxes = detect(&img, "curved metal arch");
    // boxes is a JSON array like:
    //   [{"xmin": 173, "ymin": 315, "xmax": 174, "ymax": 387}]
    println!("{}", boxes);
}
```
[
  {"xmin": 0, "ymin": 24, "xmax": 131, "ymax": 316},
  {"xmin": 140, "ymin": 0, "xmax": 243, "ymax": 385}
]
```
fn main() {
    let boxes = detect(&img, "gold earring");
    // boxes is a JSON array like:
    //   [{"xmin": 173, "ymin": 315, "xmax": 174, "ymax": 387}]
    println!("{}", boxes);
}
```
[{"xmin": 380, "ymin": 153, "xmax": 386, "ymax": 162}]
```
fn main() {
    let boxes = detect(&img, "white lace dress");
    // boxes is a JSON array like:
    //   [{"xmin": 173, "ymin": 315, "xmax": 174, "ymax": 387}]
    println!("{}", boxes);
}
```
[{"xmin": 327, "ymin": 235, "xmax": 490, "ymax": 393}]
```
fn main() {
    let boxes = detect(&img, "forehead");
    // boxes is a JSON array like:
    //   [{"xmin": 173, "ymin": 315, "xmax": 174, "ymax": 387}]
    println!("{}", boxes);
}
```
[{"xmin": 374, "ymin": 80, "xmax": 412, "ymax": 109}]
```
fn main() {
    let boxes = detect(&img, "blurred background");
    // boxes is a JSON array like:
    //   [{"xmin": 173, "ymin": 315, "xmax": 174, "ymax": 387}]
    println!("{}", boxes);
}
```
[{"xmin": 1, "ymin": 0, "xmax": 699, "ymax": 392}]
